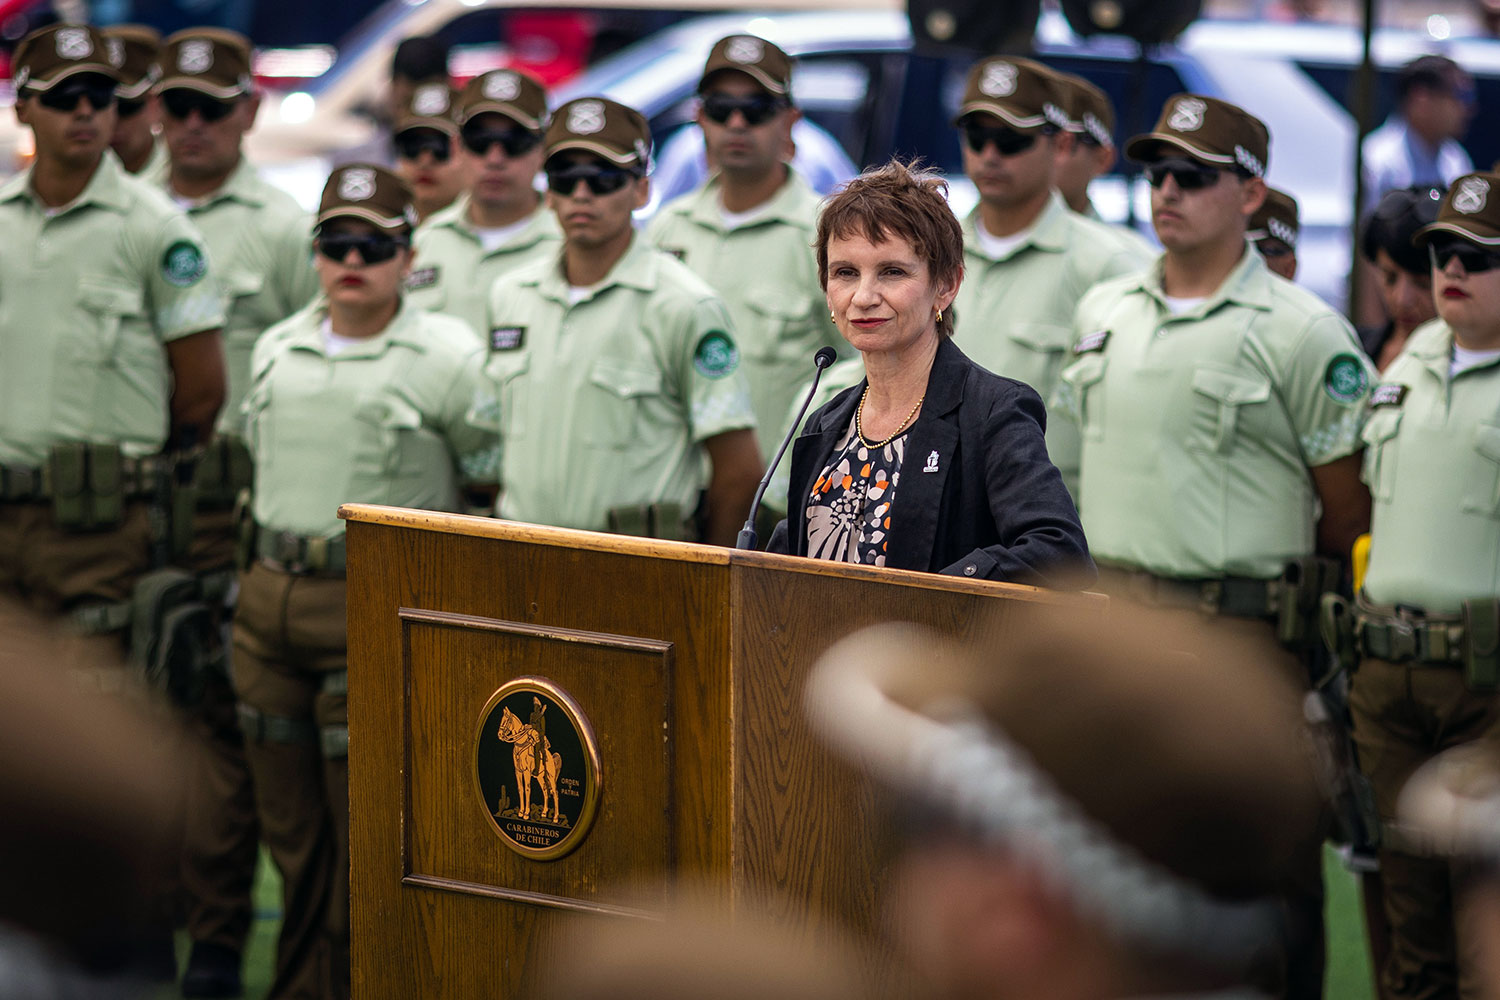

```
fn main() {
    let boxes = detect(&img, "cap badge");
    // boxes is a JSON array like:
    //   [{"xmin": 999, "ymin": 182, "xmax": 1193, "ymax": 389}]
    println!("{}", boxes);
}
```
[
  {"xmin": 1168, "ymin": 97, "xmax": 1207, "ymax": 133},
  {"xmin": 482, "ymin": 71, "xmax": 520, "ymax": 101},
  {"xmin": 1453, "ymin": 176, "xmax": 1490, "ymax": 215},
  {"xmin": 979, "ymin": 61, "xmax": 1018, "ymax": 98},
  {"xmin": 567, "ymin": 100, "xmax": 606, "ymax": 136},
  {"xmin": 413, "ymin": 83, "xmax": 449, "ymax": 116},
  {"xmin": 55, "ymin": 27, "xmax": 93, "ymax": 61},
  {"xmin": 725, "ymin": 36, "xmax": 764, "ymax": 64},
  {"xmin": 178, "ymin": 38, "xmax": 214, "ymax": 74},
  {"xmin": 105, "ymin": 38, "xmax": 124, "ymax": 69},
  {"xmin": 338, "ymin": 167, "xmax": 377, "ymax": 202}
]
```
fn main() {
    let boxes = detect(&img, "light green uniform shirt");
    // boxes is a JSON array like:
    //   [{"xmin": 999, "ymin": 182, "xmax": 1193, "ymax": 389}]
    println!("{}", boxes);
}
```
[
  {"xmin": 645, "ymin": 169, "xmax": 846, "ymax": 463},
  {"xmin": 245, "ymin": 298, "xmax": 493, "ymax": 538},
  {"xmin": 157, "ymin": 158, "xmax": 319, "ymax": 438},
  {"xmin": 408, "ymin": 193, "xmax": 561, "ymax": 335},
  {"xmin": 953, "ymin": 193, "xmax": 1151, "ymax": 495},
  {"xmin": 1362, "ymin": 320, "xmax": 1500, "ymax": 612},
  {"xmin": 477, "ymin": 236, "xmax": 757, "ymax": 531},
  {"xmin": 1056, "ymin": 246, "xmax": 1374, "ymax": 580},
  {"xmin": 0, "ymin": 153, "xmax": 226, "ymax": 466}
]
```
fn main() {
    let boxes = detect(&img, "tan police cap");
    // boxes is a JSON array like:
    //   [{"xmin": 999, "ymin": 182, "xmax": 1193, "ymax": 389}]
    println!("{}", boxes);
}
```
[
  {"xmin": 317, "ymin": 163, "xmax": 417, "ymax": 231},
  {"xmin": 545, "ymin": 97, "xmax": 650, "ymax": 169},
  {"xmin": 456, "ymin": 68, "xmax": 547, "ymax": 132},
  {"xmin": 12, "ymin": 24, "xmax": 122, "ymax": 94},
  {"xmin": 101, "ymin": 25, "xmax": 161, "ymax": 101},
  {"xmin": 395, "ymin": 81, "xmax": 458, "ymax": 137},
  {"xmin": 806, "ymin": 603, "xmax": 1320, "ymax": 968},
  {"xmin": 698, "ymin": 34, "xmax": 793, "ymax": 98},
  {"xmin": 1248, "ymin": 187, "xmax": 1300, "ymax": 248},
  {"xmin": 1052, "ymin": 70, "xmax": 1115, "ymax": 148},
  {"xmin": 1413, "ymin": 171, "xmax": 1500, "ymax": 247},
  {"xmin": 1125, "ymin": 93, "xmax": 1269, "ymax": 178},
  {"xmin": 157, "ymin": 28, "xmax": 252, "ymax": 100},
  {"xmin": 954, "ymin": 56, "xmax": 1070, "ymax": 133}
]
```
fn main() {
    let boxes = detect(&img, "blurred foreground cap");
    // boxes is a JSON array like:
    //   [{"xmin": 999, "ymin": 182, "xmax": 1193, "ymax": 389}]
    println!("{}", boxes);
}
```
[
  {"xmin": 545, "ymin": 96, "xmax": 650, "ymax": 169},
  {"xmin": 954, "ymin": 55, "xmax": 1069, "ymax": 132},
  {"xmin": 1126, "ymin": 93, "xmax": 1269, "ymax": 178},
  {"xmin": 317, "ymin": 163, "xmax": 416, "ymax": 231},
  {"xmin": 1051, "ymin": 70, "xmax": 1115, "ymax": 148},
  {"xmin": 1249, "ymin": 187, "xmax": 1300, "ymax": 249},
  {"xmin": 457, "ymin": 68, "xmax": 547, "ymax": 131},
  {"xmin": 101, "ymin": 24, "xmax": 161, "ymax": 101},
  {"xmin": 395, "ymin": 81, "xmax": 458, "ymax": 136},
  {"xmin": 699, "ymin": 34, "xmax": 793, "ymax": 98},
  {"xmin": 1413, "ymin": 172, "xmax": 1500, "ymax": 248},
  {"xmin": 1399, "ymin": 741, "xmax": 1500, "ymax": 861},
  {"xmin": 13, "ymin": 24, "xmax": 121, "ymax": 94},
  {"xmin": 157, "ymin": 27, "xmax": 253, "ymax": 99}
]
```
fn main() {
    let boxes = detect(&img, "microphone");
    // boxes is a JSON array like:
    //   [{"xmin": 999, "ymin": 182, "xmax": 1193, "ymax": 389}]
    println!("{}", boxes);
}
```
[{"xmin": 736, "ymin": 346, "xmax": 839, "ymax": 551}]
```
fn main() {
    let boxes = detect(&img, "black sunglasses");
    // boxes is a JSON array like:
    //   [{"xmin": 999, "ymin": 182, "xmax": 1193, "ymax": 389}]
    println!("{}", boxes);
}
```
[
  {"xmin": 116, "ymin": 97, "xmax": 146, "ymax": 119},
  {"xmin": 1429, "ymin": 240, "xmax": 1500, "ymax": 274},
  {"xmin": 395, "ymin": 129, "xmax": 452, "ymax": 163},
  {"xmin": 37, "ymin": 77, "xmax": 116, "ymax": 113},
  {"xmin": 701, "ymin": 92, "xmax": 787, "ymax": 127},
  {"xmin": 963, "ymin": 124, "xmax": 1038, "ymax": 157},
  {"xmin": 545, "ymin": 162, "xmax": 639, "ymax": 197},
  {"xmin": 1144, "ymin": 158, "xmax": 1226, "ymax": 191},
  {"xmin": 161, "ymin": 89, "xmax": 236, "ymax": 123},
  {"xmin": 1256, "ymin": 240, "xmax": 1294, "ymax": 259},
  {"xmin": 460, "ymin": 126, "xmax": 541, "ymax": 158},
  {"xmin": 315, "ymin": 232, "xmax": 409, "ymax": 265}
]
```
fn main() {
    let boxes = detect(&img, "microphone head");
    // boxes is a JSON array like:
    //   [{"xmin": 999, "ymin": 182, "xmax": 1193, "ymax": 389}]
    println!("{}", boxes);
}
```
[{"xmin": 814, "ymin": 346, "xmax": 837, "ymax": 369}]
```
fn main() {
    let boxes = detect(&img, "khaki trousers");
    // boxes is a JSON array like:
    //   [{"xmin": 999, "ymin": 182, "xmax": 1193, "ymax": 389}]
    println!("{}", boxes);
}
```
[
  {"xmin": 1350, "ymin": 656, "xmax": 1500, "ymax": 1000},
  {"xmin": 232, "ymin": 561, "xmax": 349, "ymax": 1000}
]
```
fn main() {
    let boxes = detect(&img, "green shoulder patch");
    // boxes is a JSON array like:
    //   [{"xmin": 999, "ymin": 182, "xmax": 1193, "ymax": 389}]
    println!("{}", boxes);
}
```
[
  {"xmin": 693, "ymin": 331, "xmax": 739, "ymax": 379},
  {"xmin": 1323, "ymin": 353, "xmax": 1369, "ymax": 404},
  {"xmin": 161, "ymin": 240, "xmax": 207, "ymax": 288}
]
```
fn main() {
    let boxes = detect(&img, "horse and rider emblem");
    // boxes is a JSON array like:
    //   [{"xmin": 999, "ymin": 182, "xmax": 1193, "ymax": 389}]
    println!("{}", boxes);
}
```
[{"xmin": 474, "ymin": 677, "xmax": 601, "ymax": 861}]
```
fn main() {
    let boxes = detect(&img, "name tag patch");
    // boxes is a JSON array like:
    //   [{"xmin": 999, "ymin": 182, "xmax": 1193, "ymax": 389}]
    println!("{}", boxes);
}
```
[
  {"xmin": 406, "ymin": 266, "xmax": 440, "ymax": 290},
  {"xmin": 490, "ymin": 326, "xmax": 526, "ymax": 352},
  {"xmin": 1370, "ymin": 383, "xmax": 1408, "ymax": 408},
  {"xmin": 1073, "ymin": 330, "xmax": 1110, "ymax": 355}
]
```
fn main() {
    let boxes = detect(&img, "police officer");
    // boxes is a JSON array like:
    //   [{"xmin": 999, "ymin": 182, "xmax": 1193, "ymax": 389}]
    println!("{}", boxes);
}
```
[
  {"xmin": 1056, "ymin": 95, "xmax": 1375, "ymax": 998},
  {"xmin": 407, "ymin": 68, "xmax": 559, "ymax": 335},
  {"xmin": 480, "ymin": 97, "xmax": 762, "ymax": 545},
  {"xmin": 1341, "ymin": 172, "xmax": 1500, "ymax": 999},
  {"xmin": 0, "ymin": 23, "xmax": 226, "ymax": 646},
  {"xmin": 646, "ymin": 35, "xmax": 845, "ymax": 463},
  {"xmin": 950, "ymin": 57, "xmax": 1151, "ymax": 498},
  {"xmin": 805, "ymin": 606, "xmax": 1322, "ymax": 999},
  {"xmin": 391, "ymin": 80, "xmax": 467, "ymax": 225},
  {"xmin": 235, "ymin": 164, "xmax": 492, "ymax": 1000},
  {"xmin": 1048, "ymin": 68, "xmax": 1157, "ymax": 255},
  {"xmin": 154, "ymin": 26, "xmax": 320, "ymax": 996},
  {"xmin": 102, "ymin": 24, "xmax": 164, "ymax": 176},
  {"xmin": 1249, "ymin": 186, "xmax": 1301, "ymax": 281}
]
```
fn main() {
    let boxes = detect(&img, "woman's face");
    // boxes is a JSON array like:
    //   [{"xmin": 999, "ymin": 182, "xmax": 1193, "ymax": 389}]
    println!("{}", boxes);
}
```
[
  {"xmin": 1374, "ymin": 248, "xmax": 1436, "ymax": 336},
  {"xmin": 1431, "ymin": 240, "xmax": 1500, "ymax": 343},
  {"xmin": 314, "ymin": 219, "xmax": 412, "ymax": 311},
  {"xmin": 824, "ymin": 230, "xmax": 957, "ymax": 360}
]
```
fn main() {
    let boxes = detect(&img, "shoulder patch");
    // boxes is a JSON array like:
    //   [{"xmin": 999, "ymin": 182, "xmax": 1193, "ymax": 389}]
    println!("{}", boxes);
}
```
[
  {"xmin": 693, "ymin": 331, "xmax": 739, "ymax": 379},
  {"xmin": 1323, "ymin": 353, "xmax": 1370, "ymax": 404},
  {"xmin": 1370, "ymin": 382, "xmax": 1408, "ymax": 409},
  {"xmin": 406, "ymin": 266, "xmax": 440, "ymax": 290},
  {"xmin": 490, "ymin": 326, "xmax": 525, "ymax": 352},
  {"xmin": 162, "ymin": 240, "xmax": 207, "ymax": 287},
  {"xmin": 1073, "ymin": 330, "xmax": 1110, "ymax": 355}
]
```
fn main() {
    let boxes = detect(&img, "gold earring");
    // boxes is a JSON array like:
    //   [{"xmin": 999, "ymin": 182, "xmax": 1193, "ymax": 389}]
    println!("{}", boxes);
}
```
[
  {"xmin": 936, "ymin": 307, "xmax": 943, "ymax": 324},
  {"xmin": 830, "ymin": 309, "xmax": 836, "ymax": 322}
]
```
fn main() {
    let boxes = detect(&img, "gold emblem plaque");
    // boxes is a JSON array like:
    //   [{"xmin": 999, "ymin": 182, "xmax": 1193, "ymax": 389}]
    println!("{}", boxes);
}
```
[{"xmin": 474, "ymin": 677, "xmax": 602, "ymax": 861}]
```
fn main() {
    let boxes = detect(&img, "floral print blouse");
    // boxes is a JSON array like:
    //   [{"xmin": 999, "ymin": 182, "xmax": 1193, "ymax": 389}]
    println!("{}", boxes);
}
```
[{"xmin": 804, "ymin": 414, "xmax": 906, "ymax": 567}]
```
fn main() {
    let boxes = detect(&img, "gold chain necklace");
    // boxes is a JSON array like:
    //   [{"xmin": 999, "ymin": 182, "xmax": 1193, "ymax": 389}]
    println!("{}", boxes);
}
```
[{"xmin": 855, "ymin": 386, "xmax": 924, "ymax": 449}]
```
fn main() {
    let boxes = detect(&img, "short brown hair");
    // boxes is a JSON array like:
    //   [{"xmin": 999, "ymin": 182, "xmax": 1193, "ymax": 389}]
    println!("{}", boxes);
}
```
[{"xmin": 816, "ymin": 159, "xmax": 964, "ymax": 337}]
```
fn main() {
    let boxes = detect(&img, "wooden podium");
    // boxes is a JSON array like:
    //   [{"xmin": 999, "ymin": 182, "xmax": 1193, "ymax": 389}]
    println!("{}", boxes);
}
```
[{"xmin": 340, "ymin": 503, "xmax": 1086, "ymax": 997}]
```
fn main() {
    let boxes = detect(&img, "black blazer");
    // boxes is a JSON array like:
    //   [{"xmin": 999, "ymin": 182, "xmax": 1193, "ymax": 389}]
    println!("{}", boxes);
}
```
[{"xmin": 768, "ymin": 338, "xmax": 1094, "ymax": 588}]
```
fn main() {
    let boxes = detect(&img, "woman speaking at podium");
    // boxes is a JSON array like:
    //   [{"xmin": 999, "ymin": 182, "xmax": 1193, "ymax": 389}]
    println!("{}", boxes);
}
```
[{"xmin": 768, "ymin": 161, "xmax": 1092, "ymax": 587}]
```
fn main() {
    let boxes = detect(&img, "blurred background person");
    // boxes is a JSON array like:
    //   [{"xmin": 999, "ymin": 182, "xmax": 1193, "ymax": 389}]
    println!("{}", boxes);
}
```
[
  {"xmin": 805, "ymin": 606, "xmax": 1324, "ymax": 1000},
  {"xmin": 235, "ymin": 165, "xmax": 492, "ymax": 1000},
  {"xmin": 408, "ymin": 68, "xmax": 558, "ymax": 335},
  {"xmin": 102, "ymin": 24, "xmax": 163, "ymax": 177},
  {"xmin": 647, "ymin": 35, "xmax": 847, "ymax": 468},
  {"xmin": 1341, "ymin": 172, "xmax": 1500, "ymax": 1000},
  {"xmin": 767, "ymin": 160, "xmax": 1091, "ymax": 585},
  {"xmin": 1358, "ymin": 185, "xmax": 1444, "ymax": 371},
  {"xmin": 1362, "ymin": 54, "xmax": 1475, "ymax": 213},
  {"xmin": 1249, "ymin": 186, "xmax": 1301, "ymax": 281},
  {"xmin": 336, "ymin": 34, "xmax": 450, "ymax": 169},
  {"xmin": 390, "ymin": 81, "xmax": 467, "ymax": 224}
]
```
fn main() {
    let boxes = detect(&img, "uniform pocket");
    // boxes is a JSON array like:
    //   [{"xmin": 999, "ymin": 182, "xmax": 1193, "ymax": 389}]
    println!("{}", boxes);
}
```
[
  {"xmin": 1359, "ymin": 408, "xmax": 1403, "ymax": 502},
  {"xmin": 1004, "ymin": 322, "xmax": 1070, "ymax": 396},
  {"xmin": 1188, "ymin": 366, "xmax": 1271, "ymax": 454},
  {"xmin": 480, "ymin": 351, "xmax": 531, "ymax": 439},
  {"xmin": 1463, "ymin": 423, "xmax": 1500, "ymax": 518},
  {"xmin": 352, "ymin": 395, "xmax": 425, "ymax": 478},
  {"xmin": 585, "ymin": 361, "xmax": 662, "ymax": 449},
  {"xmin": 743, "ymin": 290, "xmax": 818, "ymax": 361},
  {"xmin": 1058, "ymin": 353, "xmax": 1108, "ymax": 441},
  {"xmin": 74, "ymin": 279, "xmax": 147, "ymax": 362}
]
